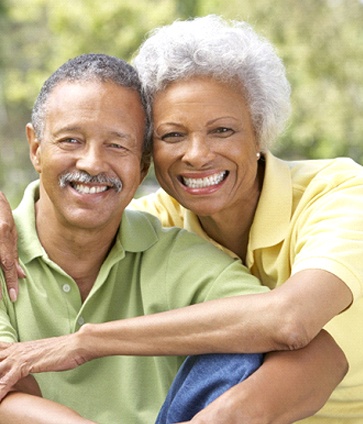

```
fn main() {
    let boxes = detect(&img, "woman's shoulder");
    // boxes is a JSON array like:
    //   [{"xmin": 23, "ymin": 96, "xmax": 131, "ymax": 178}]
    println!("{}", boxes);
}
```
[{"xmin": 129, "ymin": 188, "xmax": 186, "ymax": 228}]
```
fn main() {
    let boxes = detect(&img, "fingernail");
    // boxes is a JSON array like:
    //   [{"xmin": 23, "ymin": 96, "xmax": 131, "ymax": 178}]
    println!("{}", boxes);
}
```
[
  {"xmin": 17, "ymin": 264, "xmax": 26, "ymax": 278},
  {"xmin": 9, "ymin": 288, "xmax": 17, "ymax": 302}
]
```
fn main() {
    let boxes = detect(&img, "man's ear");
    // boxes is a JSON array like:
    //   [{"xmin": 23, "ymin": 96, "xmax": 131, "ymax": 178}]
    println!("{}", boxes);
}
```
[{"xmin": 26, "ymin": 123, "xmax": 41, "ymax": 173}]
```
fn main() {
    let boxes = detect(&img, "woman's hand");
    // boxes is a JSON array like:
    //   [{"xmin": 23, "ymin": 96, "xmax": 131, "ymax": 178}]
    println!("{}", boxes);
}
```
[
  {"xmin": 0, "ymin": 335, "xmax": 88, "ymax": 402},
  {"xmin": 0, "ymin": 192, "xmax": 25, "ymax": 301}
]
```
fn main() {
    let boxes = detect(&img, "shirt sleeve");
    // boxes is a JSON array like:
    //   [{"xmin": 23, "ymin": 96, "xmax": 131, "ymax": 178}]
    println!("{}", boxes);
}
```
[{"xmin": 291, "ymin": 173, "xmax": 363, "ymax": 300}]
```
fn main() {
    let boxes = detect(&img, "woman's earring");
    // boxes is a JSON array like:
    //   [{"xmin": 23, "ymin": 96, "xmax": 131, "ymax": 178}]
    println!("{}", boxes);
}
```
[{"xmin": 256, "ymin": 152, "xmax": 261, "ymax": 161}]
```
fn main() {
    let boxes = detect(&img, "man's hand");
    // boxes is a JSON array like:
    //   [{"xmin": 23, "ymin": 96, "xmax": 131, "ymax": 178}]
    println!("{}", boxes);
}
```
[{"xmin": 0, "ymin": 192, "xmax": 25, "ymax": 301}]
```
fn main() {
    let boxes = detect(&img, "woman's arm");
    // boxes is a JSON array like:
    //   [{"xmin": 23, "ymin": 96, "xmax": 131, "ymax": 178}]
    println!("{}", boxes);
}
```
[
  {"xmin": 0, "ymin": 269, "xmax": 351, "ymax": 364},
  {"xmin": 0, "ymin": 270, "xmax": 352, "ymax": 376},
  {"xmin": 0, "ymin": 192, "xmax": 25, "ymax": 301},
  {"xmin": 0, "ymin": 189, "xmax": 353, "ymax": 339},
  {"xmin": 77, "ymin": 269, "xmax": 352, "ymax": 357},
  {"xmin": 0, "ymin": 330, "xmax": 347, "ymax": 422}
]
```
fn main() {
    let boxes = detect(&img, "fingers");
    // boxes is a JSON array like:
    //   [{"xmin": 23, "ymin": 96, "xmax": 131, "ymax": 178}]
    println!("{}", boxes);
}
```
[
  {"xmin": 16, "ymin": 262, "xmax": 26, "ymax": 279},
  {"xmin": 0, "ymin": 192, "xmax": 25, "ymax": 302},
  {"xmin": 0, "ymin": 341, "xmax": 12, "ymax": 352},
  {"xmin": 0, "ymin": 362, "xmax": 28, "ymax": 402},
  {"xmin": 0, "ymin": 342, "xmax": 33, "ymax": 402},
  {"xmin": 0, "ymin": 352, "xmax": 25, "ymax": 402},
  {"xmin": 0, "ymin": 249, "xmax": 22, "ymax": 303}
]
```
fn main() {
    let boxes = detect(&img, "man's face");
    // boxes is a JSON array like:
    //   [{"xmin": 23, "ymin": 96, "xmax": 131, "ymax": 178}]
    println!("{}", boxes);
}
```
[{"xmin": 28, "ymin": 80, "xmax": 147, "ymax": 232}]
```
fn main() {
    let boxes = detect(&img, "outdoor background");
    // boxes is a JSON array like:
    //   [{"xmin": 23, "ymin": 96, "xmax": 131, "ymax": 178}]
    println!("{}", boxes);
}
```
[{"xmin": 1, "ymin": 0, "xmax": 362, "ymax": 207}]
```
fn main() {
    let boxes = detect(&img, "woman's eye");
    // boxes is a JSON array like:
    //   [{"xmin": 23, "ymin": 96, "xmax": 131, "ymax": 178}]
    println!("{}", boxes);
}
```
[
  {"xmin": 160, "ymin": 132, "xmax": 184, "ymax": 142},
  {"xmin": 213, "ymin": 127, "xmax": 235, "ymax": 137}
]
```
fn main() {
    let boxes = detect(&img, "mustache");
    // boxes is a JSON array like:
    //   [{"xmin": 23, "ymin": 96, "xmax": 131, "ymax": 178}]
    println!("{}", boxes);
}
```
[{"xmin": 59, "ymin": 171, "xmax": 122, "ymax": 193}]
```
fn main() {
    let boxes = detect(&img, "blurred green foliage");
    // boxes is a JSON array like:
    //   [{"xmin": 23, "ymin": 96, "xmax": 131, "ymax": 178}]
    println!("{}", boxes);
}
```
[{"xmin": 1, "ymin": 0, "xmax": 362, "ymax": 207}]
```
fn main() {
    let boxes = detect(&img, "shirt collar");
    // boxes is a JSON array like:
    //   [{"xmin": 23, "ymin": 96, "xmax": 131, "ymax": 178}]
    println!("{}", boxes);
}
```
[
  {"xmin": 14, "ymin": 180, "xmax": 159, "ymax": 267},
  {"xmin": 248, "ymin": 151, "xmax": 292, "ymax": 251},
  {"xmin": 14, "ymin": 180, "xmax": 44, "ymax": 264}
]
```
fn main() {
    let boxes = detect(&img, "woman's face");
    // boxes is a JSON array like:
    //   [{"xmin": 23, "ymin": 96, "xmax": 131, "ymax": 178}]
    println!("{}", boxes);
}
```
[{"xmin": 152, "ymin": 76, "xmax": 261, "ymax": 217}]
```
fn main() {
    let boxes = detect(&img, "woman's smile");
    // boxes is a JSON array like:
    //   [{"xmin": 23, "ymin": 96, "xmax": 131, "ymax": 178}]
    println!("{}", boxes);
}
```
[{"xmin": 179, "ymin": 170, "xmax": 229, "ymax": 190}]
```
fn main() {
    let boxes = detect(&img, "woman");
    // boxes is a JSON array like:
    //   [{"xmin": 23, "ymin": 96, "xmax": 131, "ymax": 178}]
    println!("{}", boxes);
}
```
[{"xmin": 0, "ymin": 15, "xmax": 361, "ymax": 423}]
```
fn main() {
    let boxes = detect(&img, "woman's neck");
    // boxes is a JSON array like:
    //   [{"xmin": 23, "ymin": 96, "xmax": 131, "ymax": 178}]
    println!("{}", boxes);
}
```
[
  {"xmin": 199, "ymin": 161, "xmax": 265, "ymax": 261},
  {"xmin": 199, "ymin": 205, "xmax": 255, "ymax": 261}
]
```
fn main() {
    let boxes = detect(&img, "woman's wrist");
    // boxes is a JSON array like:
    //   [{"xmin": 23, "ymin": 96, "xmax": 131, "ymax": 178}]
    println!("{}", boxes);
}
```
[{"xmin": 76, "ymin": 323, "xmax": 103, "ymax": 362}]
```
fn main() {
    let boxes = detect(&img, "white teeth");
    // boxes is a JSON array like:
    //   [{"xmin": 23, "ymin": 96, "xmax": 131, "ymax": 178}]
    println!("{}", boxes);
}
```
[
  {"xmin": 182, "ymin": 171, "xmax": 227, "ymax": 188},
  {"xmin": 73, "ymin": 184, "xmax": 108, "ymax": 194}
]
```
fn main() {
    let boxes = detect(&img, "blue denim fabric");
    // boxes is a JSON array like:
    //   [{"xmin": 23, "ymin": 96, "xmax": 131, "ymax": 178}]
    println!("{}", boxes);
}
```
[{"xmin": 155, "ymin": 353, "xmax": 263, "ymax": 423}]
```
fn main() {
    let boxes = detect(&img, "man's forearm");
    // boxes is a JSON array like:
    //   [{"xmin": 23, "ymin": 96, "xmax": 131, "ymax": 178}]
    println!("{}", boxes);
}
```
[
  {"xmin": 186, "ymin": 330, "xmax": 347, "ymax": 424},
  {"xmin": 241, "ymin": 330, "xmax": 348, "ymax": 423}
]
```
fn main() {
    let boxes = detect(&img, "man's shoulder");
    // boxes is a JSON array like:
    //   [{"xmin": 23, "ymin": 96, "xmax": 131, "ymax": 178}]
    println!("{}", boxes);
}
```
[
  {"xmin": 123, "ymin": 207, "xmax": 180, "ymax": 233},
  {"xmin": 122, "ymin": 208, "xmax": 201, "ymax": 242},
  {"xmin": 122, "ymin": 208, "xmax": 233, "ymax": 261}
]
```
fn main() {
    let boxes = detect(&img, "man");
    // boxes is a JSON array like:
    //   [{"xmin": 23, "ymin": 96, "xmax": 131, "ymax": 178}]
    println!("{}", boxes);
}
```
[{"xmin": 0, "ymin": 53, "xmax": 266, "ymax": 423}]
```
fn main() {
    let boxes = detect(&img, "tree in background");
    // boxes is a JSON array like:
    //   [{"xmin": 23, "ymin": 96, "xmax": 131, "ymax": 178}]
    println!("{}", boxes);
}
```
[{"xmin": 1, "ymin": 0, "xmax": 362, "ymax": 206}]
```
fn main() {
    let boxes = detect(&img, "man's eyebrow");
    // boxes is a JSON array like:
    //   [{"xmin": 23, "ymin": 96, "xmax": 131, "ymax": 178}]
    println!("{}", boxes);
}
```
[
  {"xmin": 52, "ymin": 127, "xmax": 132, "ymax": 140},
  {"xmin": 108, "ymin": 130, "xmax": 133, "ymax": 140},
  {"xmin": 52, "ymin": 126, "xmax": 82, "ymax": 137}
]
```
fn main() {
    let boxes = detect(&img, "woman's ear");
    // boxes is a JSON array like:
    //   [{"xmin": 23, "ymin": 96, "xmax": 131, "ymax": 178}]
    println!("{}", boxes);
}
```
[{"xmin": 26, "ymin": 123, "xmax": 41, "ymax": 173}]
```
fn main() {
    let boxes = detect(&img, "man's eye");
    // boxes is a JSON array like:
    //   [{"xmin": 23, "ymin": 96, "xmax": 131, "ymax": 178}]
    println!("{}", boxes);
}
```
[
  {"xmin": 109, "ymin": 143, "xmax": 126, "ymax": 150},
  {"xmin": 60, "ymin": 138, "xmax": 79, "ymax": 144},
  {"xmin": 56, "ymin": 138, "xmax": 80, "ymax": 148}
]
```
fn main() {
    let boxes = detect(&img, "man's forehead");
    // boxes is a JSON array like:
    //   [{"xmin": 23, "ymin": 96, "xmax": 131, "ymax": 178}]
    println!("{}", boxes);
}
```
[
  {"xmin": 45, "ymin": 80, "xmax": 144, "ymax": 115},
  {"xmin": 43, "ymin": 80, "xmax": 146, "ymax": 140}
]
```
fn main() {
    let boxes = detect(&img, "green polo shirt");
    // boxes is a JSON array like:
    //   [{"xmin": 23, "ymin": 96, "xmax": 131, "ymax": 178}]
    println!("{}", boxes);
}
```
[{"xmin": 0, "ymin": 181, "xmax": 267, "ymax": 424}]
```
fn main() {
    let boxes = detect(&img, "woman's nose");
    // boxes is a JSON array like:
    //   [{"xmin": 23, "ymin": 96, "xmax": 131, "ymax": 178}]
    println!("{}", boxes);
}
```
[{"xmin": 181, "ymin": 136, "xmax": 214, "ymax": 167}]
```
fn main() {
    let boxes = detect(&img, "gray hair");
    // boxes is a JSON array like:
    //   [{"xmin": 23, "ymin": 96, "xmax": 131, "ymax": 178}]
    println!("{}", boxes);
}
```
[
  {"xmin": 133, "ymin": 15, "xmax": 291, "ymax": 150},
  {"xmin": 32, "ymin": 53, "xmax": 151, "ymax": 165}
]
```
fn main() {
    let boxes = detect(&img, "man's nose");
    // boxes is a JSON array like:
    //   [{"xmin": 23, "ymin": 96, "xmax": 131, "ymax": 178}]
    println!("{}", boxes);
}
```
[{"xmin": 76, "ymin": 145, "xmax": 109, "ymax": 176}]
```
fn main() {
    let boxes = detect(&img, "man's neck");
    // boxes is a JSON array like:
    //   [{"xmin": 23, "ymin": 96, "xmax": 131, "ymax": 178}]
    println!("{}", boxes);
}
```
[{"xmin": 35, "ymin": 202, "xmax": 120, "ymax": 302}]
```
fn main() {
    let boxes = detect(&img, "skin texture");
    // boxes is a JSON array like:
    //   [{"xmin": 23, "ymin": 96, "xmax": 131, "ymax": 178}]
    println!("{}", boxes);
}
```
[{"xmin": 0, "ymin": 77, "xmax": 351, "ymax": 423}]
